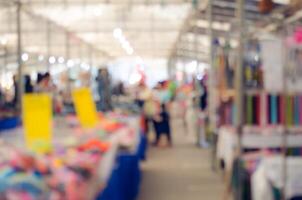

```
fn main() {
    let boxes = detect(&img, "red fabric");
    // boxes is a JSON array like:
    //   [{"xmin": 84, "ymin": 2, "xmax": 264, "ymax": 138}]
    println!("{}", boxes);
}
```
[
  {"xmin": 78, "ymin": 139, "xmax": 110, "ymax": 153},
  {"xmin": 140, "ymin": 115, "xmax": 147, "ymax": 134}
]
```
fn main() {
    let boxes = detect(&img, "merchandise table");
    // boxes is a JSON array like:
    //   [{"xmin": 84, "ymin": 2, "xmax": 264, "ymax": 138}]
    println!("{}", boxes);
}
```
[
  {"xmin": 0, "ymin": 117, "xmax": 20, "ymax": 132},
  {"xmin": 0, "ymin": 114, "xmax": 146, "ymax": 200},
  {"xmin": 217, "ymin": 126, "xmax": 302, "ymax": 170}
]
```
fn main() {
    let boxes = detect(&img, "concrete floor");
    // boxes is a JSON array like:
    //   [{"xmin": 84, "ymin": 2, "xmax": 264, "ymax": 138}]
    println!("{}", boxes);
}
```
[{"xmin": 138, "ymin": 118, "xmax": 224, "ymax": 200}]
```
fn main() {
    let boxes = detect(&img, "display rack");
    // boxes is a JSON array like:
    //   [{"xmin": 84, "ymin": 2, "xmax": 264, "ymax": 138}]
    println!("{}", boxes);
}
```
[{"xmin": 208, "ymin": 1, "xmax": 302, "ymax": 199}]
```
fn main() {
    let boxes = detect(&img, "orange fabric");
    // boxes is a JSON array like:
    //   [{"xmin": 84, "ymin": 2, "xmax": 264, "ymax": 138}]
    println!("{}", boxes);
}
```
[
  {"xmin": 98, "ymin": 118, "xmax": 123, "ymax": 132},
  {"xmin": 78, "ymin": 139, "xmax": 111, "ymax": 152}
]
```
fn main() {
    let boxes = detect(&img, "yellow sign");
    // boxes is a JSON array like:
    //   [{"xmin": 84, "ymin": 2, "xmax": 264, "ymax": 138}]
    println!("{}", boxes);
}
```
[
  {"xmin": 22, "ymin": 94, "xmax": 53, "ymax": 154},
  {"xmin": 72, "ymin": 88, "xmax": 98, "ymax": 128}
]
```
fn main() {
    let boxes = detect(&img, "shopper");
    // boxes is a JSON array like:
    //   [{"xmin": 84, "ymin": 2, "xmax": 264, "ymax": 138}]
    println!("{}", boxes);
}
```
[
  {"xmin": 12, "ymin": 75, "xmax": 18, "ymax": 107},
  {"xmin": 151, "ymin": 82, "xmax": 172, "ymax": 147},
  {"xmin": 96, "ymin": 68, "xmax": 112, "ymax": 111},
  {"xmin": 24, "ymin": 75, "xmax": 33, "ymax": 93},
  {"xmin": 152, "ymin": 103, "xmax": 172, "ymax": 147},
  {"xmin": 0, "ymin": 88, "xmax": 4, "ymax": 108},
  {"xmin": 35, "ymin": 72, "xmax": 55, "ymax": 93},
  {"xmin": 199, "ymin": 80, "xmax": 208, "ymax": 111},
  {"xmin": 37, "ymin": 73, "xmax": 44, "ymax": 85}
]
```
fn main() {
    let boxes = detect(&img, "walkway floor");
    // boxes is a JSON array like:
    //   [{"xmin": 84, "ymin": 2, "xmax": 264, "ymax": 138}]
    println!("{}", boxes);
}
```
[{"xmin": 138, "ymin": 117, "xmax": 224, "ymax": 200}]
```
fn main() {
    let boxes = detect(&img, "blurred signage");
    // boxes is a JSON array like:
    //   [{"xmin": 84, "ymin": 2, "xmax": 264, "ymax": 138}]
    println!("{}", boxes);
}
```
[
  {"xmin": 23, "ymin": 94, "xmax": 53, "ymax": 154},
  {"xmin": 72, "ymin": 88, "xmax": 98, "ymax": 128}
]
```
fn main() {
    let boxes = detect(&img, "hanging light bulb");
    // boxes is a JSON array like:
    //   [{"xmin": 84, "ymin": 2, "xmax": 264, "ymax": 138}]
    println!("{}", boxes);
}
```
[
  {"xmin": 38, "ymin": 55, "xmax": 44, "ymax": 61},
  {"xmin": 49, "ymin": 56, "xmax": 56, "ymax": 64},
  {"xmin": 1, "ymin": 38, "xmax": 8, "ymax": 46},
  {"xmin": 113, "ymin": 28, "xmax": 123, "ymax": 39},
  {"xmin": 21, "ymin": 53, "xmax": 29, "ymax": 62},
  {"xmin": 67, "ymin": 59, "xmax": 75, "ymax": 68},
  {"xmin": 58, "ymin": 57, "xmax": 65, "ymax": 64}
]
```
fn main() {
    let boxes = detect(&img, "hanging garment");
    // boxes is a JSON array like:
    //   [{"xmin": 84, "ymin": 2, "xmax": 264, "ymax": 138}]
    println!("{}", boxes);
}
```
[
  {"xmin": 251, "ymin": 162, "xmax": 274, "ymax": 200},
  {"xmin": 256, "ymin": 94, "xmax": 261, "ymax": 125},
  {"xmin": 286, "ymin": 95, "xmax": 294, "ymax": 126},
  {"xmin": 268, "ymin": 95, "xmax": 272, "ymax": 124},
  {"xmin": 231, "ymin": 158, "xmax": 252, "ymax": 200},
  {"xmin": 280, "ymin": 95, "xmax": 285, "ymax": 125},
  {"xmin": 252, "ymin": 157, "xmax": 302, "ymax": 200},
  {"xmin": 247, "ymin": 95, "xmax": 253, "ymax": 125},
  {"xmin": 271, "ymin": 95, "xmax": 278, "ymax": 124},
  {"xmin": 277, "ymin": 95, "xmax": 281, "ymax": 124},
  {"xmin": 299, "ymin": 96, "xmax": 302, "ymax": 125},
  {"xmin": 216, "ymin": 127, "xmax": 239, "ymax": 171},
  {"xmin": 294, "ymin": 96, "xmax": 300, "ymax": 126},
  {"xmin": 261, "ymin": 93, "xmax": 267, "ymax": 126}
]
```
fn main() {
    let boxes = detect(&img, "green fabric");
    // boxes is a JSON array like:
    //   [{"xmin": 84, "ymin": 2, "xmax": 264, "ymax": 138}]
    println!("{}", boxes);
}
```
[
  {"xmin": 286, "ymin": 95, "xmax": 293, "ymax": 126},
  {"xmin": 247, "ymin": 95, "xmax": 253, "ymax": 125},
  {"xmin": 192, "ymin": 0, "xmax": 198, "ymax": 8},
  {"xmin": 231, "ymin": 159, "xmax": 252, "ymax": 200},
  {"xmin": 272, "ymin": 186, "xmax": 281, "ymax": 200},
  {"xmin": 168, "ymin": 81, "xmax": 177, "ymax": 95}
]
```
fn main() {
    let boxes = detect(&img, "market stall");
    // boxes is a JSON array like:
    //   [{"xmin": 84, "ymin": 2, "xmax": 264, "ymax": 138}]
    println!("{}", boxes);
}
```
[{"xmin": 0, "ymin": 110, "xmax": 146, "ymax": 200}]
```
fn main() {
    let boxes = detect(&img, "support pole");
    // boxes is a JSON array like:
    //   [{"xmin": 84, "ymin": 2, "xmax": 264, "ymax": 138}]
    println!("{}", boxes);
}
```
[
  {"xmin": 65, "ymin": 31, "xmax": 71, "ymax": 94},
  {"xmin": 89, "ymin": 46, "xmax": 93, "ymax": 68},
  {"xmin": 16, "ymin": 1, "xmax": 23, "ymax": 112},
  {"xmin": 235, "ymin": 0, "xmax": 245, "ymax": 132},
  {"xmin": 207, "ymin": 0, "xmax": 216, "ymax": 171},
  {"xmin": 46, "ymin": 20, "xmax": 51, "ymax": 71},
  {"xmin": 65, "ymin": 32, "xmax": 70, "ymax": 63},
  {"xmin": 235, "ymin": 0, "xmax": 245, "ymax": 199}
]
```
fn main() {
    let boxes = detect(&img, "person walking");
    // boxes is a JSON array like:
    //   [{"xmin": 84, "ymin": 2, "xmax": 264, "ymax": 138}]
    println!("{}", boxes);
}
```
[{"xmin": 96, "ymin": 68, "xmax": 112, "ymax": 111}]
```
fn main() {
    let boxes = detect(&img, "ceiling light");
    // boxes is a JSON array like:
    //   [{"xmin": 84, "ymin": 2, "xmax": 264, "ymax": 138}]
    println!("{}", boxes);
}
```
[
  {"xmin": 67, "ymin": 60, "xmax": 74, "ymax": 68},
  {"xmin": 38, "ymin": 55, "xmax": 44, "ymax": 61},
  {"xmin": 49, "ymin": 56, "xmax": 56, "ymax": 64},
  {"xmin": 21, "ymin": 53, "xmax": 29, "ymax": 62},
  {"xmin": 127, "ymin": 48, "xmax": 134, "ymax": 55},
  {"xmin": 93, "ymin": 8, "xmax": 102, "ymax": 17},
  {"xmin": 1, "ymin": 38, "xmax": 8, "ymax": 46},
  {"xmin": 113, "ymin": 28, "xmax": 123, "ymax": 39},
  {"xmin": 58, "ymin": 57, "xmax": 65, "ymax": 64},
  {"xmin": 81, "ymin": 63, "xmax": 90, "ymax": 71}
]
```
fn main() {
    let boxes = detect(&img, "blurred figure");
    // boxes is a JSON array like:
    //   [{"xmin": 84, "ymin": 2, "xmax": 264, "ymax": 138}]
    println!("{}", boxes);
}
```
[
  {"xmin": 35, "ymin": 72, "xmax": 55, "ymax": 93},
  {"xmin": 24, "ymin": 75, "xmax": 33, "ymax": 93},
  {"xmin": 185, "ymin": 93, "xmax": 198, "ymax": 143},
  {"xmin": 12, "ymin": 75, "xmax": 18, "ymax": 107},
  {"xmin": 135, "ymin": 82, "xmax": 151, "ymax": 108},
  {"xmin": 37, "ymin": 73, "xmax": 44, "ymax": 85},
  {"xmin": 96, "ymin": 68, "xmax": 112, "ymax": 111},
  {"xmin": 116, "ymin": 81, "xmax": 125, "ymax": 96},
  {"xmin": 152, "ymin": 103, "xmax": 172, "ymax": 147},
  {"xmin": 151, "ymin": 82, "xmax": 172, "ymax": 147},
  {"xmin": 199, "ymin": 80, "xmax": 208, "ymax": 111},
  {"xmin": 136, "ymin": 82, "xmax": 154, "ymax": 136},
  {"xmin": 0, "ymin": 88, "xmax": 4, "ymax": 108}
]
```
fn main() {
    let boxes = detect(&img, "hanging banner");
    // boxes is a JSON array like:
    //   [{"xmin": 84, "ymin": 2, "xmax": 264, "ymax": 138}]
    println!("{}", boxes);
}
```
[
  {"xmin": 72, "ymin": 88, "xmax": 98, "ymax": 128},
  {"xmin": 22, "ymin": 94, "xmax": 53, "ymax": 154}
]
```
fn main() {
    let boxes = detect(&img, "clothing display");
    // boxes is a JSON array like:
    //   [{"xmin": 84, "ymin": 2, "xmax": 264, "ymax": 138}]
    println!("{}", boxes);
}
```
[
  {"xmin": 252, "ymin": 157, "xmax": 302, "ymax": 200},
  {"xmin": 242, "ymin": 93, "xmax": 302, "ymax": 126}
]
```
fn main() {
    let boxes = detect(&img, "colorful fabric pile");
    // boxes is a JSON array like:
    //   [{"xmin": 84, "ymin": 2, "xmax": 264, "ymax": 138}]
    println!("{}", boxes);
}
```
[{"xmin": 0, "ymin": 113, "xmax": 140, "ymax": 200}]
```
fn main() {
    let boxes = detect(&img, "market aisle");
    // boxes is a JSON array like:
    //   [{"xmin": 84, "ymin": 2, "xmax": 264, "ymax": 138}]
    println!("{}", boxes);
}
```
[{"xmin": 138, "ymin": 117, "xmax": 224, "ymax": 200}]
